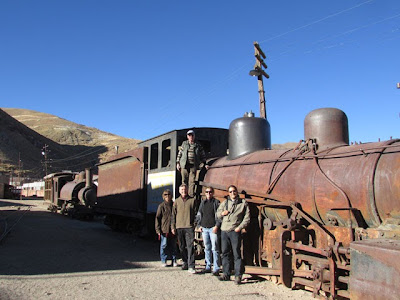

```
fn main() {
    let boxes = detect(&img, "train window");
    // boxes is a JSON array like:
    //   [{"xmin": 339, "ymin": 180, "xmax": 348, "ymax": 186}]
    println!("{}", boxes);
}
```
[
  {"xmin": 150, "ymin": 143, "xmax": 159, "ymax": 170},
  {"xmin": 198, "ymin": 139, "xmax": 211, "ymax": 156},
  {"xmin": 161, "ymin": 139, "xmax": 171, "ymax": 168}
]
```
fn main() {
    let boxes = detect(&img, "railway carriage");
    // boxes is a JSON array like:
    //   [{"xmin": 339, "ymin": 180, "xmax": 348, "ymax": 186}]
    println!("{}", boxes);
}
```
[{"xmin": 94, "ymin": 127, "xmax": 229, "ymax": 235}]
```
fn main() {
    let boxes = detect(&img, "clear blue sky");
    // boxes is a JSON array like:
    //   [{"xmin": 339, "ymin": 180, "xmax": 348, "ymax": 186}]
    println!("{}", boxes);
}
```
[{"xmin": 1, "ymin": 0, "xmax": 399, "ymax": 144}]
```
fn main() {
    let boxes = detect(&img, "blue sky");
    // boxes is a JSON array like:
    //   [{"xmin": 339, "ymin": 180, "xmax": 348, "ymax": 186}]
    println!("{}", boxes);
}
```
[{"xmin": 1, "ymin": 0, "xmax": 399, "ymax": 144}]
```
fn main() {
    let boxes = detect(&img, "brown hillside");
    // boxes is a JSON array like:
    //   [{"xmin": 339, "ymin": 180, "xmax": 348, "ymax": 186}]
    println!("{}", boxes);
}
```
[{"xmin": 0, "ymin": 108, "xmax": 140, "ymax": 180}]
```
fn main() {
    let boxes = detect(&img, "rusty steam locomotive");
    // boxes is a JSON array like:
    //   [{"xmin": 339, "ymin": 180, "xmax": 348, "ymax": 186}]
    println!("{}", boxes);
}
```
[
  {"xmin": 44, "ymin": 107, "xmax": 399, "ymax": 299},
  {"xmin": 203, "ymin": 107, "xmax": 400, "ymax": 299}
]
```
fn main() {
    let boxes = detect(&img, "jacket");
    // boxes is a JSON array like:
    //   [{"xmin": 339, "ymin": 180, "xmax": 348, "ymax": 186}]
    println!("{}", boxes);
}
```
[
  {"xmin": 177, "ymin": 140, "xmax": 206, "ymax": 169},
  {"xmin": 171, "ymin": 195, "xmax": 197, "ymax": 230},
  {"xmin": 195, "ymin": 197, "xmax": 221, "ymax": 228},
  {"xmin": 155, "ymin": 200, "xmax": 173, "ymax": 235},
  {"xmin": 216, "ymin": 197, "xmax": 250, "ymax": 232}
]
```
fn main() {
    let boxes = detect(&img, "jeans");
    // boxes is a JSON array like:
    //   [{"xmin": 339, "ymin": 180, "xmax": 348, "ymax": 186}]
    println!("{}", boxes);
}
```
[
  {"xmin": 160, "ymin": 234, "xmax": 177, "ymax": 263},
  {"xmin": 221, "ymin": 230, "xmax": 243, "ymax": 277},
  {"xmin": 177, "ymin": 228, "xmax": 195, "ymax": 268},
  {"xmin": 202, "ymin": 227, "xmax": 220, "ymax": 272}
]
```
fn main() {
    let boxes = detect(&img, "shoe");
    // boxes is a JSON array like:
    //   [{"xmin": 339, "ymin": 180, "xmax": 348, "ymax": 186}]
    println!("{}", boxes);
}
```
[
  {"xmin": 218, "ymin": 274, "xmax": 230, "ymax": 281},
  {"xmin": 204, "ymin": 268, "xmax": 211, "ymax": 273},
  {"xmin": 181, "ymin": 264, "xmax": 188, "ymax": 270},
  {"xmin": 212, "ymin": 270, "xmax": 220, "ymax": 276},
  {"xmin": 234, "ymin": 276, "xmax": 242, "ymax": 285},
  {"xmin": 188, "ymin": 268, "xmax": 196, "ymax": 274},
  {"xmin": 173, "ymin": 261, "xmax": 178, "ymax": 267},
  {"xmin": 161, "ymin": 263, "xmax": 167, "ymax": 267}
]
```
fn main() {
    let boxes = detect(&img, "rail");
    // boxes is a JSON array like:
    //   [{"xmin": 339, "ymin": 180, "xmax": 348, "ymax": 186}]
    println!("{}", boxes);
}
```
[{"xmin": 0, "ymin": 206, "xmax": 32, "ymax": 243}]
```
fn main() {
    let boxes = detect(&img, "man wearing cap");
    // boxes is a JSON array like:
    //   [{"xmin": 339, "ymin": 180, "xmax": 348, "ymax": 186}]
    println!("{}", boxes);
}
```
[
  {"xmin": 176, "ymin": 129, "xmax": 208, "ymax": 197},
  {"xmin": 155, "ymin": 189, "xmax": 178, "ymax": 267}
]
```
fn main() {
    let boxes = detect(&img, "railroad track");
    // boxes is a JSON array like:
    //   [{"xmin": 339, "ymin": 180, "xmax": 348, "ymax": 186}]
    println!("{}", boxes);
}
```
[{"xmin": 0, "ymin": 204, "xmax": 32, "ymax": 243}]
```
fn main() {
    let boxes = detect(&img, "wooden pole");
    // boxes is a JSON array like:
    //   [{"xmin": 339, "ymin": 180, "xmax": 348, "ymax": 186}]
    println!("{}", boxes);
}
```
[{"xmin": 252, "ymin": 42, "xmax": 269, "ymax": 119}]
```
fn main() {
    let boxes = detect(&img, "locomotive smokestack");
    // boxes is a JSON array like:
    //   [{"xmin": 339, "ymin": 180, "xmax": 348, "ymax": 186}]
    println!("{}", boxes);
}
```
[{"xmin": 85, "ymin": 168, "xmax": 92, "ymax": 187}]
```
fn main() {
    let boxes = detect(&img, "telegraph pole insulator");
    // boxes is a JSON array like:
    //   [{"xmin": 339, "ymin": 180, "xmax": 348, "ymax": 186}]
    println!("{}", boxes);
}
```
[{"xmin": 249, "ymin": 41, "xmax": 269, "ymax": 119}]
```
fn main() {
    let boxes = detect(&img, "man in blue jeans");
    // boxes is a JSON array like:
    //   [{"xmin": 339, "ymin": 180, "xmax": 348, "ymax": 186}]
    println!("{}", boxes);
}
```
[
  {"xmin": 216, "ymin": 185, "xmax": 250, "ymax": 284},
  {"xmin": 155, "ymin": 189, "xmax": 178, "ymax": 267},
  {"xmin": 196, "ymin": 186, "xmax": 221, "ymax": 275}
]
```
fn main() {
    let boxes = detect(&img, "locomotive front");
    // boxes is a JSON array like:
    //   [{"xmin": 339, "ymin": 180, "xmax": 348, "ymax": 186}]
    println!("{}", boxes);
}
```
[{"xmin": 202, "ymin": 108, "xmax": 400, "ymax": 299}]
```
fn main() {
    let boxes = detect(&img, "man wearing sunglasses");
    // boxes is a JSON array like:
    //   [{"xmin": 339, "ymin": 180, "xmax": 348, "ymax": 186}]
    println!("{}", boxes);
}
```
[
  {"xmin": 176, "ymin": 129, "xmax": 208, "ymax": 197},
  {"xmin": 155, "ymin": 189, "xmax": 178, "ymax": 267},
  {"xmin": 216, "ymin": 185, "xmax": 250, "ymax": 285},
  {"xmin": 195, "ymin": 187, "xmax": 221, "ymax": 276}
]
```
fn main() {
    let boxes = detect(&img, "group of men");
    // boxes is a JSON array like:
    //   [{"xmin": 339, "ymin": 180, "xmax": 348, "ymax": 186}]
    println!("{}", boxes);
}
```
[
  {"xmin": 155, "ymin": 129, "xmax": 250, "ymax": 285},
  {"xmin": 155, "ymin": 183, "xmax": 250, "ymax": 284}
]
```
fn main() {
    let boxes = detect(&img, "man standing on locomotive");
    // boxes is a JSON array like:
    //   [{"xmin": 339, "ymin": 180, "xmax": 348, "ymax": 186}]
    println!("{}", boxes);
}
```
[
  {"xmin": 195, "ymin": 186, "xmax": 221, "ymax": 275},
  {"xmin": 176, "ymin": 130, "xmax": 208, "ymax": 197},
  {"xmin": 155, "ymin": 189, "xmax": 178, "ymax": 267},
  {"xmin": 216, "ymin": 185, "xmax": 250, "ymax": 285},
  {"xmin": 171, "ymin": 183, "xmax": 197, "ymax": 274}
]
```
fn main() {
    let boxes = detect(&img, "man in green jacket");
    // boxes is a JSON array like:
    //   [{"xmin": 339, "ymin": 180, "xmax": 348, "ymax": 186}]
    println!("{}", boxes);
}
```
[
  {"xmin": 216, "ymin": 185, "xmax": 250, "ymax": 285},
  {"xmin": 171, "ymin": 184, "xmax": 197, "ymax": 274},
  {"xmin": 176, "ymin": 130, "xmax": 208, "ymax": 197}
]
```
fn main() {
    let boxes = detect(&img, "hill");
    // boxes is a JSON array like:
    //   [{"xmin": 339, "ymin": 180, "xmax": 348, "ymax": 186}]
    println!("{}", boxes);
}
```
[{"xmin": 0, "ymin": 108, "xmax": 140, "ymax": 180}]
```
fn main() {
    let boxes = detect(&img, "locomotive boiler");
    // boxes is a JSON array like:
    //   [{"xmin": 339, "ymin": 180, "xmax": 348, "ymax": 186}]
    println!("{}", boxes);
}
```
[
  {"xmin": 44, "ymin": 168, "xmax": 97, "ymax": 218},
  {"xmin": 201, "ymin": 108, "xmax": 400, "ymax": 299}
]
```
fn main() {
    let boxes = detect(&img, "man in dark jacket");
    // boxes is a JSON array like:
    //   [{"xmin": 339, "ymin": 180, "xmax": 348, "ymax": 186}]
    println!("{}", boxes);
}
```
[
  {"xmin": 176, "ymin": 129, "xmax": 208, "ymax": 197},
  {"xmin": 171, "ymin": 184, "xmax": 197, "ymax": 274},
  {"xmin": 155, "ymin": 189, "xmax": 177, "ymax": 267},
  {"xmin": 195, "ymin": 186, "xmax": 221, "ymax": 275}
]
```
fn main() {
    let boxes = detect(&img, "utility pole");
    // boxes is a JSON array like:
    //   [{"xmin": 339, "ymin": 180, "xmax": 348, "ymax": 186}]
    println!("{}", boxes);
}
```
[
  {"xmin": 18, "ymin": 153, "xmax": 22, "ymax": 200},
  {"xmin": 42, "ymin": 144, "xmax": 49, "ymax": 176},
  {"xmin": 249, "ymin": 41, "xmax": 269, "ymax": 119}
]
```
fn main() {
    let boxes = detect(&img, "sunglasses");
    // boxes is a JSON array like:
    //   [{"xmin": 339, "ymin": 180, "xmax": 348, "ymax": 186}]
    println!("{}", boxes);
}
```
[
  {"xmin": 228, "ymin": 190, "xmax": 237, "ymax": 193},
  {"xmin": 163, "ymin": 193, "xmax": 171, "ymax": 196},
  {"xmin": 205, "ymin": 191, "xmax": 213, "ymax": 193}
]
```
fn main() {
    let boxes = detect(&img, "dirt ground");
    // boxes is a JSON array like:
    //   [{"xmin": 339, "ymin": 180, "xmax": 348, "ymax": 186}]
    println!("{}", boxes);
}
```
[{"xmin": 0, "ymin": 199, "xmax": 314, "ymax": 300}]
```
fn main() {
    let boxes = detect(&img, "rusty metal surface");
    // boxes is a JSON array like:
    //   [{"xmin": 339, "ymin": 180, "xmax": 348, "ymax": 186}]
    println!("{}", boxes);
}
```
[
  {"xmin": 350, "ymin": 239, "xmax": 400, "ymax": 300},
  {"xmin": 96, "ymin": 148, "xmax": 145, "ymax": 214},
  {"xmin": 304, "ymin": 108, "xmax": 349, "ymax": 151},
  {"xmin": 59, "ymin": 181, "xmax": 85, "ymax": 202},
  {"xmin": 204, "ymin": 141, "xmax": 400, "ymax": 233}
]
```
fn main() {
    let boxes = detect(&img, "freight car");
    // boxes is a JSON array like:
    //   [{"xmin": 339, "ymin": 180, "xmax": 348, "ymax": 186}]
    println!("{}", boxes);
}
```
[
  {"xmin": 94, "ymin": 127, "xmax": 229, "ymax": 235},
  {"xmin": 44, "ymin": 169, "xmax": 97, "ymax": 218},
  {"xmin": 201, "ymin": 107, "xmax": 400, "ymax": 299}
]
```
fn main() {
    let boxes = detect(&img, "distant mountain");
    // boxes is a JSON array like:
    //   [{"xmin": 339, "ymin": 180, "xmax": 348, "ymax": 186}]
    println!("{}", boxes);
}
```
[{"xmin": 0, "ymin": 108, "xmax": 140, "ymax": 180}]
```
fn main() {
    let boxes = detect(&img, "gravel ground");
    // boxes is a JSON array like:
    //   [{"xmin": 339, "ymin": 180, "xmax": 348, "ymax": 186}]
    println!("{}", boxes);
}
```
[{"xmin": 0, "ymin": 199, "xmax": 314, "ymax": 300}]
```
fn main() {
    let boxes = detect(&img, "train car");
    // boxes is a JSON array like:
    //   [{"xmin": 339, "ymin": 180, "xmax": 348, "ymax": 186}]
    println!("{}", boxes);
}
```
[
  {"xmin": 94, "ymin": 127, "xmax": 229, "ymax": 235},
  {"xmin": 44, "ymin": 169, "xmax": 97, "ymax": 218},
  {"xmin": 21, "ymin": 181, "xmax": 45, "ymax": 198},
  {"xmin": 201, "ymin": 107, "xmax": 400, "ymax": 299}
]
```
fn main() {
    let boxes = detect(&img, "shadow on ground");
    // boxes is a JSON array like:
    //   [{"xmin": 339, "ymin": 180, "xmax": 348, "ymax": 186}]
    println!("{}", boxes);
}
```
[{"xmin": 0, "ymin": 204, "xmax": 160, "ymax": 276}]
